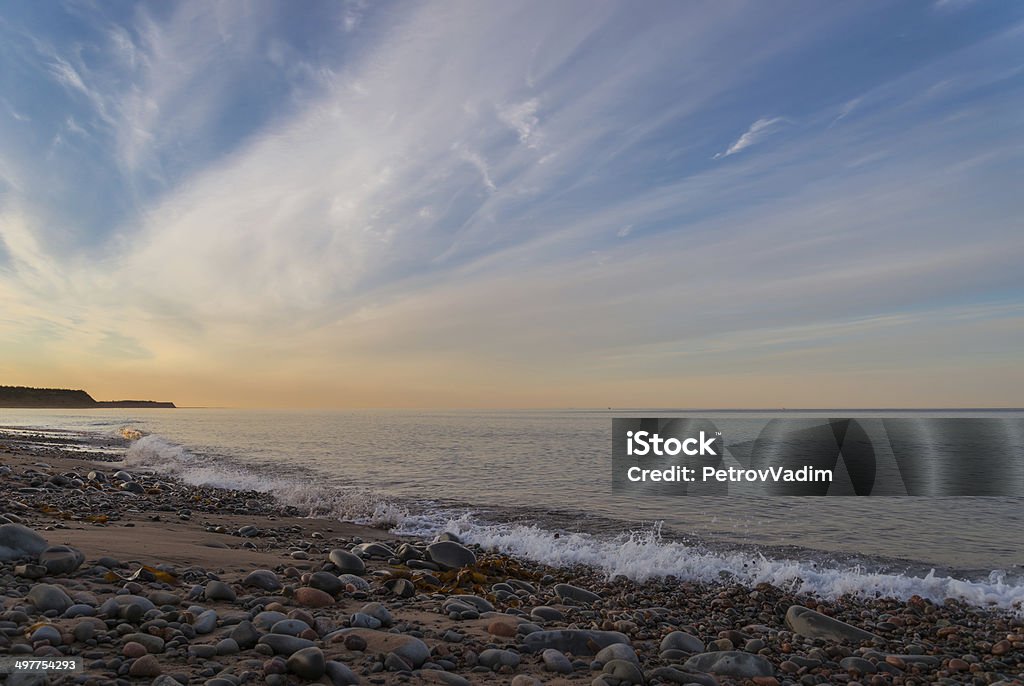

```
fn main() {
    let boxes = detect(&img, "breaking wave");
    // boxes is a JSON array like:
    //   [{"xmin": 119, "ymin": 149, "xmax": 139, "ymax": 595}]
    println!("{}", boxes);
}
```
[
  {"xmin": 123, "ymin": 434, "xmax": 412, "ymax": 529},
  {"xmin": 122, "ymin": 433, "xmax": 1024, "ymax": 614}
]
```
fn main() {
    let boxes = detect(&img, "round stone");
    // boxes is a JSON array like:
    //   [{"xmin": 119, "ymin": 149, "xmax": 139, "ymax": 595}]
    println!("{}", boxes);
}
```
[
  {"xmin": 308, "ymin": 571, "xmax": 345, "ymax": 595},
  {"xmin": 38, "ymin": 545, "xmax": 85, "ymax": 575},
  {"xmin": 604, "ymin": 658, "xmax": 645, "ymax": 683},
  {"xmin": 542, "ymin": 649, "xmax": 573, "ymax": 673},
  {"xmin": 325, "ymin": 660, "xmax": 360, "ymax": 685},
  {"xmin": 488, "ymin": 618, "xmax": 519, "ymax": 637},
  {"xmin": 122, "ymin": 633, "xmax": 165, "ymax": 654},
  {"xmin": 216, "ymin": 638, "xmax": 240, "ymax": 655},
  {"xmin": 243, "ymin": 569, "xmax": 282, "ymax": 591},
  {"xmin": 338, "ymin": 574, "xmax": 370, "ymax": 591},
  {"xmin": 328, "ymin": 549, "xmax": 366, "ymax": 575},
  {"xmin": 479, "ymin": 648, "xmax": 520, "ymax": 670},
  {"xmin": 785, "ymin": 605, "xmax": 880, "ymax": 643},
  {"xmin": 385, "ymin": 578, "xmax": 415, "ymax": 598},
  {"xmin": 660, "ymin": 630, "xmax": 705, "ymax": 654},
  {"xmin": 0, "ymin": 523, "xmax": 49, "ymax": 561},
  {"xmin": 553, "ymin": 583, "xmax": 601, "ymax": 604},
  {"xmin": 426, "ymin": 541, "xmax": 476, "ymax": 570},
  {"xmin": 30, "ymin": 625, "xmax": 62, "ymax": 645},
  {"xmin": 27, "ymin": 583, "xmax": 74, "ymax": 612},
  {"xmin": 294, "ymin": 587, "xmax": 334, "ymax": 608},
  {"xmin": 72, "ymin": 620, "xmax": 98, "ymax": 642},
  {"xmin": 129, "ymin": 654, "xmax": 162, "ymax": 677},
  {"xmin": 123, "ymin": 641, "xmax": 147, "ymax": 658},
  {"xmin": 350, "ymin": 612, "xmax": 381, "ymax": 629},
  {"xmin": 193, "ymin": 609, "xmax": 218, "ymax": 634},
  {"xmin": 287, "ymin": 646, "xmax": 326, "ymax": 680},
  {"xmin": 531, "ymin": 606, "xmax": 565, "ymax": 622},
  {"xmin": 328, "ymin": 629, "xmax": 429, "ymax": 668},
  {"xmin": 205, "ymin": 580, "xmax": 236, "ymax": 602},
  {"xmin": 63, "ymin": 603, "xmax": 95, "ymax": 619},
  {"xmin": 230, "ymin": 620, "xmax": 261, "ymax": 649},
  {"xmin": 384, "ymin": 652, "xmax": 411, "ymax": 671},
  {"xmin": 272, "ymin": 619, "xmax": 311, "ymax": 636}
]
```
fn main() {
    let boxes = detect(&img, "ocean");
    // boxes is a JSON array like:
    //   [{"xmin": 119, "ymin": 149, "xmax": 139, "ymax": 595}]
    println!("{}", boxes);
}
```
[{"xmin": 2, "ymin": 408, "xmax": 1022, "ymax": 612}]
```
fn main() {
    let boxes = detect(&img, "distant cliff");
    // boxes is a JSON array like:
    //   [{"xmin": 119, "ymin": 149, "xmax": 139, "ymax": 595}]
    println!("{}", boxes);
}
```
[{"xmin": 0, "ymin": 386, "xmax": 175, "ymax": 409}]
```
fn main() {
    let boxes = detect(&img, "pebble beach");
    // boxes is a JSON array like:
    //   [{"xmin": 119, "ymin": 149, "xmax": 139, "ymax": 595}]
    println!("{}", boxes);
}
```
[{"xmin": 1, "ymin": 439, "xmax": 1022, "ymax": 686}]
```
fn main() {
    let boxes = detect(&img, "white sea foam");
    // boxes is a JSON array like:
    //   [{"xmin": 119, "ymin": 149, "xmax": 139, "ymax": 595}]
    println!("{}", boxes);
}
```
[
  {"xmin": 402, "ymin": 516, "xmax": 1024, "ymax": 614},
  {"xmin": 123, "ymin": 433, "xmax": 1024, "ymax": 615},
  {"xmin": 123, "ymin": 434, "xmax": 412, "ymax": 527}
]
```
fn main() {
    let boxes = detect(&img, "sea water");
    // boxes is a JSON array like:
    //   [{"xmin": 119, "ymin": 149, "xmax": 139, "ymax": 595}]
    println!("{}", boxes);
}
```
[{"xmin": 2, "ymin": 408, "xmax": 1022, "ymax": 612}]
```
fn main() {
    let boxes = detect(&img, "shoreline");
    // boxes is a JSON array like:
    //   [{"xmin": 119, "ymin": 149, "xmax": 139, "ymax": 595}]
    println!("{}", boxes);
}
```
[{"xmin": 1, "ymin": 444, "xmax": 1022, "ymax": 685}]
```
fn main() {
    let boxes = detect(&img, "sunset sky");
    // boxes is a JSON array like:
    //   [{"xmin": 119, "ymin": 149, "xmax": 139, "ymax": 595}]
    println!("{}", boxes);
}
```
[{"xmin": 1, "ymin": 1, "xmax": 1022, "ymax": 408}]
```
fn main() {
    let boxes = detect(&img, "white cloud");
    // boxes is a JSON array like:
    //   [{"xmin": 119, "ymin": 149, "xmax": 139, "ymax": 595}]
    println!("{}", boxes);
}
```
[
  {"xmin": 829, "ymin": 97, "xmax": 862, "ymax": 128},
  {"xmin": 2, "ymin": 98, "xmax": 30, "ymax": 123},
  {"xmin": 497, "ymin": 98, "xmax": 540, "ymax": 147},
  {"xmin": 46, "ymin": 56, "xmax": 88, "ymax": 95},
  {"xmin": 456, "ymin": 146, "xmax": 497, "ymax": 193},
  {"xmin": 714, "ymin": 116, "xmax": 785, "ymax": 159}
]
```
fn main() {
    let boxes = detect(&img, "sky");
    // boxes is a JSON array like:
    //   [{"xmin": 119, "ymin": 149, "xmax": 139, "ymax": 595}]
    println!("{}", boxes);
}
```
[{"xmin": 0, "ymin": 0, "xmax": 1022, "ymax": 409}]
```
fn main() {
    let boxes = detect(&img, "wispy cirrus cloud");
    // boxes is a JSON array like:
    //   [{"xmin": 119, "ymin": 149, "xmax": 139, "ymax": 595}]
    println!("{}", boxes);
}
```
[
  {"xmin": 0, "ymin": 1, "xmax": 1021, "ymax": 407},
  {"xmin": 713, "ymin": 116, "xmax": 786, "ymax": 159}
]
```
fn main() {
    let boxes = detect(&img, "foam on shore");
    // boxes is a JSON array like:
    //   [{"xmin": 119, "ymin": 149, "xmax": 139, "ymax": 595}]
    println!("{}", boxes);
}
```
[{"xmin": 124, "ymin": 432, "xmax": 1024, "ymax": 614}]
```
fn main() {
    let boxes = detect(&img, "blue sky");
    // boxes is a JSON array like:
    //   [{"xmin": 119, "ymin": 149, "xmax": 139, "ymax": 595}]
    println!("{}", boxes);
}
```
[{"xmin": 0, "ymin": 0, "xmax": 1022, "ymax": 407}]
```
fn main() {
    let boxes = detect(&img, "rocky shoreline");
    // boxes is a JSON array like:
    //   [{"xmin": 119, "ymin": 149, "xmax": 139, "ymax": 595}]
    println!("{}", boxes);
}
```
[{"xmin": 0, "ymin": 441, "xmax": 1021, "ymax": 686}]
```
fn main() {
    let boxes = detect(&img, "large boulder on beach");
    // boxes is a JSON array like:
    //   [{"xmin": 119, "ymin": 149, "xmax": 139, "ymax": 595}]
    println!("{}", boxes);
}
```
[
  {"xmin": 39, "ymin": 545, "xmax": 85, "ymax": 575},
  {"xmin": 309, "ymin": 571, "xmax": 345, "ymax": 595},
  {"xmin": 0, "ymin": 523, "xmax": 48, "ymax": 561},
  {"xmin": 660, "ymin": 630, "xmax": 705, "ymax": 654},
  {"xmin": 27, "ymin": 583, "xmax": 74, "ymax": 612},
  {"xmin": 287, "ymin": 646, "xmax": 326, "ymax": 680},
  {"xmin": 242, "ymin": 569, "xmax": 281, "ymax": 591},
  {"xmin": 327, "ymin": 628, "xmax": 430, "ymax": 667},
  {"xmin": 426, "ymin": 541, "xmax": 476, "ymax": 570},
  {"xmin": 683, "ymin": 650, "xmax": 775, "ymax": 677},
  {"xmin": 294, "ymin": 587, "xmax": 334, "ymax": 608},
  {"xmin": 785, "ymin": 605, "xmax": 881, "ymax": 643},
  {"xmin": 523, "ymin": 629, "xmax": 630, "ymax": 655},
  {"xmin": 328, "ymin": 549, "xmax": 365, "ymax": 575},
  {"xmin": 554, "ymin": 582, "xmax": 601, "ymax": 604}
]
